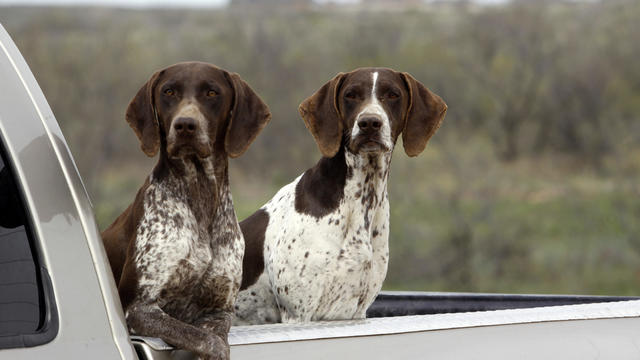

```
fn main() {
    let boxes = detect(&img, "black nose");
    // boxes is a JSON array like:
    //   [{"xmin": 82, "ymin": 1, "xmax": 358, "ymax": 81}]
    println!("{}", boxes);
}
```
[
  {"xmin": 358, "ymin": 116, "xmax": 382, "ymax": 132},
  {"xmin": 174, "ymin": 117, "xmax": 197, "ymax": 136}
]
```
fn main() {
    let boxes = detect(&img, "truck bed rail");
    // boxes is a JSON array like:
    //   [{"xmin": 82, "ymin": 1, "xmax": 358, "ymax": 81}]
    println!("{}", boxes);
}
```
[{"xmin": 366, "ymin": 291, "xmax": 640, "ymax": 317}]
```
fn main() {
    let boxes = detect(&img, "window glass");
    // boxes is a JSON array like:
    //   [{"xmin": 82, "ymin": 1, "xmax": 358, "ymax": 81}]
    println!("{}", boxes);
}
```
[{"xmin": 0, "ymin": 143, "xmax": 44, "ymax": 338}]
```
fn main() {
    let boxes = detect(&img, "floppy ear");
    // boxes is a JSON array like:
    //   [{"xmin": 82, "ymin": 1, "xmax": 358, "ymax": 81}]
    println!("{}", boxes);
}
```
[
  {"xmin": 401, "ymin": 72, "xmax": 447, "ymax": 157},
  {"xmin": 224, "ymin": 72, "xmax": 272, "ymax": 158},
  {"xmin": 125, "ymin": 71, "xmax": 161, "ymax": 157},
  {"xmin": 298, "ymin": 72, "xmax": 346, "ymax": 158}
]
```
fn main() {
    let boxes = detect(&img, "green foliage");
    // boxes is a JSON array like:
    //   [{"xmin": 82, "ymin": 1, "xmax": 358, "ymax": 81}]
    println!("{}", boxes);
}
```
[{"xmin": 1, "ymin": 0, "xmax": 639, "ymax": 295}]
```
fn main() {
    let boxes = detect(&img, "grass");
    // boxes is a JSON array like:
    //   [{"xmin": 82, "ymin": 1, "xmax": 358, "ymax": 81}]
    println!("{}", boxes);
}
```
[
  {"xmin": 381, "ymin": 141, "xmax": 640, "ymax": 295},
  {"xmin": 93, "ymin": 138, "xmax": 640, "ymax": 296}
]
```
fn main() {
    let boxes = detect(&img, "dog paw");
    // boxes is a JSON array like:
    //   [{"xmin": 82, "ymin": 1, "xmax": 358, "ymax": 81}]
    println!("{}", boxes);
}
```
[{"xmin": 200, "ymin": 334, "xmax": 229, "ymax": 360}]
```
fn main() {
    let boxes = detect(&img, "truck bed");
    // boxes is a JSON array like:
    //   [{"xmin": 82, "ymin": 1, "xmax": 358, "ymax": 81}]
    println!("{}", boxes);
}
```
[{"xmin": 132, "ymin": 291, "xmax": 640, "ymax": 359}]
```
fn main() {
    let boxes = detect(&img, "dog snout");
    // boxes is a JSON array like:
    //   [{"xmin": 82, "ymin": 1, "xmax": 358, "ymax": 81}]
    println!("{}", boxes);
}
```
[
  {"xmin": 358, "ymin": 116, "xmax": 382, "ymax": 132},
  {"xmin": 174, "ymin": 117, "xmax": 198, "ymax": 136}
]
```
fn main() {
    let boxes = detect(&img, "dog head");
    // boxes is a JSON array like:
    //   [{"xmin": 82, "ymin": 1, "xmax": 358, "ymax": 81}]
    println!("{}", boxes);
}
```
[
  {"xmin": 299, "ymin": 67, "xmax": 446, "ymax": 158},
  {"xmin": 126, "ymin": 61, "xmax": 271, "ymax": 160}
]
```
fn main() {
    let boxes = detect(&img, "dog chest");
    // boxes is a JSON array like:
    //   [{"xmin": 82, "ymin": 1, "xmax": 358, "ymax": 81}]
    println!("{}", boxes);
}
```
[
  {"xmin": 317, "ymin": 203, "xmax": 389, "ymax": 317},
  {"xmin": 263, "ymin": 179, "xmax": 389, "ymax": 320},
  {"xmin": 134, "ymin": 182, "xmax": 241, "ymax": 316}
]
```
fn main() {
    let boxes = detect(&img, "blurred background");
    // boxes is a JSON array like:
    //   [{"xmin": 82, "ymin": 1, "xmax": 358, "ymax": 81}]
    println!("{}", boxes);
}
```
[{"xmin": 1, "ymin": 0, "xmax": 638, "ymax": 295}]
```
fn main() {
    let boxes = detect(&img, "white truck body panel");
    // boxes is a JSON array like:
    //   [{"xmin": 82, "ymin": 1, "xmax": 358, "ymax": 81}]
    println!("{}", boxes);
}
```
[{"xmin": 0, "ymin": 23, "xmax": 136, "ymax": 360}]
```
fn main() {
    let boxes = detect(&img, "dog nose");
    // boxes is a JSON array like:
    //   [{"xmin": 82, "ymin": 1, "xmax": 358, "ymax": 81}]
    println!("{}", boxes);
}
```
[
  {"xmin": 358, "ymin": 116, "xmax": 382, "ymax": 132},
  {"xmin": 174, "ymin": 117, "xmax": 197, "ymax": 136}
]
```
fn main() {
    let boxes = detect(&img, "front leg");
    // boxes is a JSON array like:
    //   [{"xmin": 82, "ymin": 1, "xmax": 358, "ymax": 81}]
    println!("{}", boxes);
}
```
[
  {"xmin": 354, "ymin": 203, "xmax": 391, "ymax": 319},
  {"xmin": 193, "ymin": 310, "xmax": 233, "ymax": 344},
  {"xmin": 126, "ymin": 301, "xmax": 229, "ymax": 360}
]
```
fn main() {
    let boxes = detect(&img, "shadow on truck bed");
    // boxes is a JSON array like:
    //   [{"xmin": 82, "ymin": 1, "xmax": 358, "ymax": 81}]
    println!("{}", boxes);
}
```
[{"xmin": 366, "ymin": 291, "xmax": 640, "ymax": 318}]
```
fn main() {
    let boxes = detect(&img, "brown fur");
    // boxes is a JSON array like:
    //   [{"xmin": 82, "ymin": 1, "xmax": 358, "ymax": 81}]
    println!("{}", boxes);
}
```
[
  {"xmin": 238, "ymin": 209, "xmax": 269, "ymax": 290},
  {"xmin": 400, "ymin": 72, "xmax": 447, "ymax": 157},
  {"xmin": 102, "ymin": 62, "xmax": 270, "ymax": 360},
  {"xmin": 299, "ymin": 72, "xmax": 346, "ymax": 158}
]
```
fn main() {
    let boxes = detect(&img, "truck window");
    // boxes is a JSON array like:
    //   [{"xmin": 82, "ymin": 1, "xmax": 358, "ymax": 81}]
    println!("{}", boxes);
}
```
[{"xmin": 0, "ymin": 139, "xmax": 56, "ymax": 348}]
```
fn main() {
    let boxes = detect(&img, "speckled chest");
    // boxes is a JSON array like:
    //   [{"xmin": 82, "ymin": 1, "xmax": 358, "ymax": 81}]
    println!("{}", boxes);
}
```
[
  {"xmin": 263, "ymin": 152, "xmax": 391, "ymax": 321},
  {"xmin": 133, "ymin": 176, "xmax": 243, "ymax": 320}
]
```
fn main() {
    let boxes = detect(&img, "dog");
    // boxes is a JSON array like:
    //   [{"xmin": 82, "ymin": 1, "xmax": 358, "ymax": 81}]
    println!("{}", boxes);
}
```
[
  {"xmin": 101, "ymin": 61, "xmax": 270, "ymax": 359},
  {"xmin": 234, "ymin": 67, "xmax": 447, "ymax": 324}
]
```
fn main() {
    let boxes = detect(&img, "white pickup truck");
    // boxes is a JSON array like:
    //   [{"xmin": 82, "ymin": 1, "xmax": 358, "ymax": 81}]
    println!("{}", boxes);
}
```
[{"xmin": 1, "ymin": 24, "xmax": 639, "ymax": 359}]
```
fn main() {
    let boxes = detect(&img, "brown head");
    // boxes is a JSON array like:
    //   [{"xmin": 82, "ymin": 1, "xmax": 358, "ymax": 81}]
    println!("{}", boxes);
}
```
[
  {"xmin": 299, "ymin": 67, "xmax": 447, "ymax": 158},
  {"xmin": 126, "ymin": 61, "xmax": 271, "ymax": 161}
]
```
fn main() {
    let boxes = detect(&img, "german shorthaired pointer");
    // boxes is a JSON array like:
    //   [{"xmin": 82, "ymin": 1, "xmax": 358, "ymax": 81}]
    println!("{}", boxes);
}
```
[
  {"xmin": 235, "ymin": 67, "xmax": 447, "ymax": 324},
  {"xmin": 101, "ymin": 62, "xmax": 270, "ymax": 359}
]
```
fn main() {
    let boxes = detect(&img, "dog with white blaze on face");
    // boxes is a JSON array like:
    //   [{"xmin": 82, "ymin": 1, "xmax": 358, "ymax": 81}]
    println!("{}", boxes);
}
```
[{"xmin": 235, "ymin": 67, "xmax": 447, "ymax": 324}]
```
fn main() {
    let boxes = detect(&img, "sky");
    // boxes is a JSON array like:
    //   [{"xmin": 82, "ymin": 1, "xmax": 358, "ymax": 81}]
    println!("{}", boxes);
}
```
[
  {"xmin": 0, "ymin": 0, "xmax": 228, "ymax": 7},
  {"xmin": 0, "ymin": 0, "xmax": 509, "ymax": 7}
]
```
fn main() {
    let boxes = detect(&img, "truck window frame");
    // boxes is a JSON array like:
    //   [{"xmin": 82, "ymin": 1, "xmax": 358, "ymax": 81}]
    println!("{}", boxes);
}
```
[{"xmin": 0, "ymin": 138, "xmax": 58, "ymax": 350}]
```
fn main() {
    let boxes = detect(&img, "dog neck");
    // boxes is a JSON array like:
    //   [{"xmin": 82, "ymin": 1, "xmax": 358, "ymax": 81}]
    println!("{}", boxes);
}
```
[
  {"xmin": 343, "ymin": 147, "xmax": 392, "ymax": 232},
  {"xmin": 151, "ymin": 150, "xmax": 238, "ymax": 244},
  {"xmin": 295, "ymin": 143, "xmax": 392, "ymax": 231}
]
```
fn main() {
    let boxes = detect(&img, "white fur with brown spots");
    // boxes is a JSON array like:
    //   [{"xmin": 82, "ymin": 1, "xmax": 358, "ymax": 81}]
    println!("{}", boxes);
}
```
[{"xmin": 236, "ymin": 68, "xmax": 446, "ymax": 324}]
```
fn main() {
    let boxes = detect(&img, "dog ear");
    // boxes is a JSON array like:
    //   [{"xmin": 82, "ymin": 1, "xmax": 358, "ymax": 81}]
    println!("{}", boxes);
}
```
[
  {"xmin": 126, "ymin": 71, "xmax": 162, "ymax": 157},
  {"xmin": 224, "ymin": 72, "xmax": 272, "ymax": 158},
  {"xmin": 299, "ymin": 72, "xmax": 346, "ymax": 158},
  {"xmin": 400, "ymin": 72, "xmax": 447, "ymax": 157}
]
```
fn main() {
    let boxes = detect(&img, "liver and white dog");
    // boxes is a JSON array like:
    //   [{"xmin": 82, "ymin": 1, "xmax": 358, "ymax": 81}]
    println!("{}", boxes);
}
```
[
  {"xmin": 235, "ymin": 67, "xmax": 446, "ymax": 324},
  {"xmin": 102, "ymin": 62, "xmax": 270, "ymax": 359}
]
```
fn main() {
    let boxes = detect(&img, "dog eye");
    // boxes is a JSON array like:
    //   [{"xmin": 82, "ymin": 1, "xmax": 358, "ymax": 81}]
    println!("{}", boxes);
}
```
[
  {"xmin": 345, "ymin": 91, "xmax": 357, "ymax": 100},
  {"xmin": 164, "ymin": 88, "xmax": 174, "ymax": 96},
  {"xmin": 207, "ymin": 90, "xmax": 218, "ymax": 97},
  {"xmin": 387, "ymin": 91, "xmax": 400, "ymax": 100}
]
